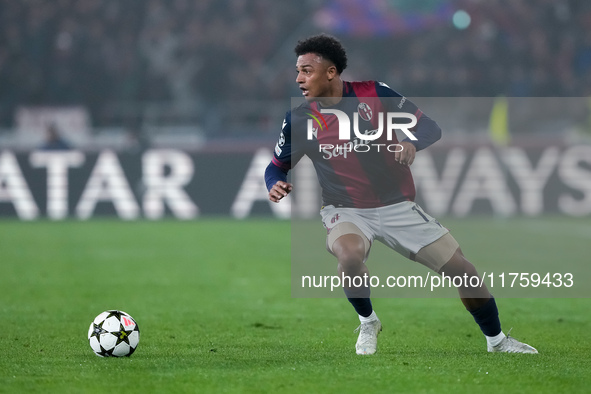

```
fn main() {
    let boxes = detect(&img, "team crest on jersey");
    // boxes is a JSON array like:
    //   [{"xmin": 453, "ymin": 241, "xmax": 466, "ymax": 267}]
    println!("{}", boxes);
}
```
[{"xmin": 357, "ymin": 102, "xmax": 372, "ymax": 121}]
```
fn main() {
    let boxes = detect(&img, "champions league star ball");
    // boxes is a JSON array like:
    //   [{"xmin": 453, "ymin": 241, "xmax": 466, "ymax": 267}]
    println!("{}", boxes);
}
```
[{"xmin": 88, "ymin": 310, "xmax": 140, "ymax": 357}]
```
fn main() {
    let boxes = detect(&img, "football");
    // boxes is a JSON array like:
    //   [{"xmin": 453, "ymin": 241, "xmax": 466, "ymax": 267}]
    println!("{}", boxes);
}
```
[{"xmin": 88, "ymin": 310, "xmax": 140, "ymax": 357}]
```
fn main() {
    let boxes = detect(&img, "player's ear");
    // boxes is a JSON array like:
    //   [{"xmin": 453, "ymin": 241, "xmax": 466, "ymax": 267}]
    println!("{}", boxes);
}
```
[{"xmin": 327, "ymin": 65, "xmax": 338, "ymax": 81}]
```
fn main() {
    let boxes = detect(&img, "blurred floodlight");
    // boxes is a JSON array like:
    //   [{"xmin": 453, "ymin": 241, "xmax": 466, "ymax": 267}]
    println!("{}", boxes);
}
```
[{"xmin": 453, "ymin": 10, "xmax": 471, "ymax": 30}]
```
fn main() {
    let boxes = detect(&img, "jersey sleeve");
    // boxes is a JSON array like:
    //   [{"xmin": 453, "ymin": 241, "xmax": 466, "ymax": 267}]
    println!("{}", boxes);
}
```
[
  {"xmin": 265, "ymin": 111, "xmax": 302, "ymax": 191},
  {"xmin": 271, "ymin": 111, "xmax": 294, "ymax": 170},
  {"xmin": 375, "ymin": 81, "xmax": 441, "ymax": 151},
  {"xmin": 375, "ymin": 81, "xmax": 421, "ymax": 114}
]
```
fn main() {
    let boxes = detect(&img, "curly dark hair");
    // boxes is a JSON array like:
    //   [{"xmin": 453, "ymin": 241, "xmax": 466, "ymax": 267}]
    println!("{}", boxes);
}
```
[{"xmin": 294, "ymin": 34, "xmax": 348, "ymax": 74}]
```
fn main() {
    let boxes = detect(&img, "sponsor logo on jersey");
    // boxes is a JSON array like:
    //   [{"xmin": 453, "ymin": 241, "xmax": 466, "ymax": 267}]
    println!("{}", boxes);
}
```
[
  {"xmin": 319, "ymin": 142, "xmax": 403, "ymax": 160},
  {"xmin": 398, "ymin": 96, "xmax": 407, "ymax": 109}
]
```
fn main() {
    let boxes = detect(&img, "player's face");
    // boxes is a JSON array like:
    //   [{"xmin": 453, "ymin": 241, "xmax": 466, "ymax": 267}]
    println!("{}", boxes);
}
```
[{"xmin": 296, "ymin": 53, "xmax": 336, "ymax": 101}]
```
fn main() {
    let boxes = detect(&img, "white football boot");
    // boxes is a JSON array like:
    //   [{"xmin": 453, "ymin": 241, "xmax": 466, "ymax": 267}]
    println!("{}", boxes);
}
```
[
  {"xmin": 488, "ymin": 333, "xmax": 538, "ymax": 354},
  {"xmin": 354, "ymin": 319, "xmax": 382, "ymax": 355}
]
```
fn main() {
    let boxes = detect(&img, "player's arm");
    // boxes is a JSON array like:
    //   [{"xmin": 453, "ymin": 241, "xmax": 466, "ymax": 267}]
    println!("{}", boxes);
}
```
[
  {"xmin": 396, "ymin": 115, "xmax": 440, "ymax": 166},
  {"xmin": 265, "ymin": 163, "xmax": 292, "ymax": 202},
  {"xmin": 265, "ymin": 112, "xmax": 295, "ymax": 203},
  {"xmin": 402, "ymin": 115, "xmax": 441, "ymax": 151},
  {"xmin": 376, "ymin": 82, "xmax": 441, "ymax": 165}
]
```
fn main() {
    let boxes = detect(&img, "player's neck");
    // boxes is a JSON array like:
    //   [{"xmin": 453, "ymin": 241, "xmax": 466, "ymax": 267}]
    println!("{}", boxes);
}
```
[{"xmin": 317, "ymin": 78, "xmax": 344, "ymax": 107}]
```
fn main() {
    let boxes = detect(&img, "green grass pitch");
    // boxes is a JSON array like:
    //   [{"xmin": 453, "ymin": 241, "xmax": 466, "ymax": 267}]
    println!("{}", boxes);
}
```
[{"xmin": 0, "ymin": 217, "xmax": 590, "ymax": 393}]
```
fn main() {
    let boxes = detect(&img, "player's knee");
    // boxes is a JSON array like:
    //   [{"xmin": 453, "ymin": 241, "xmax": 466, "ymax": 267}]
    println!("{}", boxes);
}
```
[
  {"xmin": 336, "ymin": 247, "xmax": 365, "ymax": 269},
  {"xmin": 462, "ymin": 259, "xmax": 479, "ymax": 277},
  {"xmin": 438, "ymin": 251, "xmax": 478, "ymax": 278},
  {"xmin": 337, "ymin": 254, "xmax": 365, "ymax": 274},
  {"xmin": 333, "ymin": 235, "xmax": 366, "ymax": 272}
]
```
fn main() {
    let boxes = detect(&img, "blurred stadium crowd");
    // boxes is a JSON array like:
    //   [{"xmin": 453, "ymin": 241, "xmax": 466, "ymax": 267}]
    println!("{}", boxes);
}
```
[
  {"xmin": 0, "ymin": 0, "xmax": 305, "ymax": 134},
  {"xmin": 1, "ymin": 0, "xmax": 591, "ymax": 140}
]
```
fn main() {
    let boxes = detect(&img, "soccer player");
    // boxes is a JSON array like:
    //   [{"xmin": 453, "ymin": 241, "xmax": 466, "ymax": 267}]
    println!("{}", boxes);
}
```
[{"xmin": 264, "ymin": 34, "xmax": 537, "ymax": 355}]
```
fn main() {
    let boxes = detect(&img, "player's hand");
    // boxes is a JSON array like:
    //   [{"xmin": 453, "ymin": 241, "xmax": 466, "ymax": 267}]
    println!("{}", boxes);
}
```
[
  {"xmin": 268, "ymin": 181, "xmax": 293, "ymax": 203},
  {"xmin": 395, "ymin": 141, "xmax": 417, "ymax": 166}
]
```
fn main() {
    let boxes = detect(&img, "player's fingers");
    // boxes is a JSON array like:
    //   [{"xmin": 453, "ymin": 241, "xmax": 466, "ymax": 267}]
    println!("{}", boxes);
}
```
[
  {"xmin": 400, "ymin": 143, "xmax": 416, "ymax": 166},
  {"xmin": 405, "ymin": 149, "xmax": 414, "ymax": 165},
  {"xmin": 269, "ymin": 190, "xmax": 282, "ymax": 202},
  {"xmin": 276, "ymin": 182, "xmax": 294, "ymax": 194},
  {"xmin": 399, "ymin": 149, "xmax": 409, "ymax": 165},
  {"xmin": 276, "ymin": 185, "xmax": 288, "ymax": 196}
]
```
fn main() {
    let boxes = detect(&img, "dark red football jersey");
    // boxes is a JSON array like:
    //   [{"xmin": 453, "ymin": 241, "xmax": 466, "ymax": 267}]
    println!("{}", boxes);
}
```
[{"xmin": 271, "ymin": 80, "xmax": 439, "ymax": 208}]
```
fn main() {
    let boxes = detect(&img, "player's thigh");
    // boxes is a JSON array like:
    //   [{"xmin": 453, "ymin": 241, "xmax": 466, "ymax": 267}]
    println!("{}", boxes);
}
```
[
  {"xmin": 328, "ymin": 222, "xmax": 371, "ymax": 260},
  {"xmin": 320, "ymin": 206, "xmax": 372, "ymax": 258},
  {"xmin": 413, "ymin": 232, "xmax": 460, "ymax": 272},
  {"xmin": 378, "ymin": 201, "xmax": 450, "ymax": 261}
]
